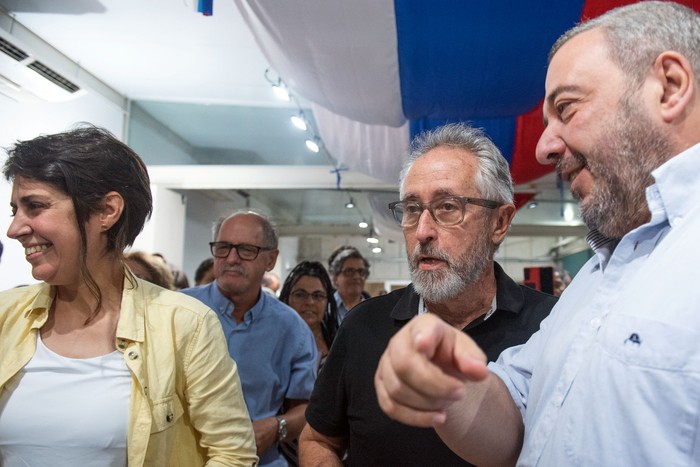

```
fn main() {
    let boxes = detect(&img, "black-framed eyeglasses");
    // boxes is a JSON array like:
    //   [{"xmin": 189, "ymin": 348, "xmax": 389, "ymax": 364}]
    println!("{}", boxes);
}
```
[
  {"xmin": 289, "ymin": 290, "xmax": 328, "ymax": 302},
  {"xmin": 388, "ymin": 196, "xmax": 502, "ymax": 228},
  {"xmin": 340, "ymin": 267, "xmax": 369, "ymax": 278},
  {"xmin": 209, "ymin": 242, "xmax": 274, "ymax": 260}
]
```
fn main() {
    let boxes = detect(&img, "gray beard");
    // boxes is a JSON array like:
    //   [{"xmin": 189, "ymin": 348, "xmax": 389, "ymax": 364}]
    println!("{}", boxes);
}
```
[{"xmin": 409, "ymin": 229, "xmax": 492, "ymax": 304}]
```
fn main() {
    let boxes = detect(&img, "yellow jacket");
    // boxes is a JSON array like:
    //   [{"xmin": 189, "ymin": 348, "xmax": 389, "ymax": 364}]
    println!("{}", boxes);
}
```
[{"xmin": 0, "ymin": 278, "xmax": 258, "ymax": 466}]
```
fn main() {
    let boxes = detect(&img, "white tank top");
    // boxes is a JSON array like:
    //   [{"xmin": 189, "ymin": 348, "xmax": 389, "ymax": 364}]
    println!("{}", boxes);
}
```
[{"xmin": 0, "ymin": 335, "xmax": 131, "ymax": 466}]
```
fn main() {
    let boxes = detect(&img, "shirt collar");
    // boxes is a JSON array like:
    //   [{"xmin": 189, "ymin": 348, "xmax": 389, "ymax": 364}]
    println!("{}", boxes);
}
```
[
  {"xmin": 115, "ymin": 274, "xmax": 146, "ymax": 343},
  {"xmin": 21, "ymin": 283, "xmax": 53, "ymax": 329},
  {"xmin": 652, "ymin": 142, "xmax": 700, "ymax": 226},
  {"xmin": 209, "ymin": 280, "xmax": 266, "ymax": 324}
]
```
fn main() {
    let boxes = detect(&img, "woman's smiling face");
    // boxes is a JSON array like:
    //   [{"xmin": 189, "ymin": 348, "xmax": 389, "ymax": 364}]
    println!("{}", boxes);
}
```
[{"xmin": 7, "ymin": 177, "xmax": 99, "ymax": 286}]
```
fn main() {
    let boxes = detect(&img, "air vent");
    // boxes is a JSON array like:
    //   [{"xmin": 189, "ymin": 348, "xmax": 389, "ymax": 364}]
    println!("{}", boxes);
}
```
[
  {"xmin": 26, "ymin": 60, "xmax": 80, "ymax": 93},
  {"xmin": 0, "ymin": 37, "xmax": 29, "ymax": 61}
]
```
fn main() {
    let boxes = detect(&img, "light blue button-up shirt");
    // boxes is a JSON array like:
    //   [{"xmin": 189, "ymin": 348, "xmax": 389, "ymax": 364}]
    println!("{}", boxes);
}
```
[
  {"xmin": 490, "ymin": 143, "xmax": 700, "ymax": 466},
  {"xmin": 182, "ymin": 282, "xmax": 317, "ymax": 466}
]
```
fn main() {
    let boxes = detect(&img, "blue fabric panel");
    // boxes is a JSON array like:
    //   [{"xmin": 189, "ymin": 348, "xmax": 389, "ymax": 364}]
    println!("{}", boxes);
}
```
[
  {"xmin": 198, "ymin": 0, "xmax": 213, "ymax": 16},
  {"xmin": 395, "ymin": 0, "xmax": 585, "ymax": 120},
  {"xmin": 410, "ymin": 117, "xmax": 516, "ymax": 164}
]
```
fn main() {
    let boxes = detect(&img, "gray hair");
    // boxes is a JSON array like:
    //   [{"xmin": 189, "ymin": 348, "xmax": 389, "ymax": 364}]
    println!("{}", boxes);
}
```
[
  {"xmin": 549, "ymin": 2, "xmax": 700, "ymax": 89},
  {"xmin": 212, "ymin": 209, "xmax": 279, "ymax": 249},
  {"xmin": 399, "ymin": 123, "xmax": 514, "ymax": 204},
  {"xmin": 329, "ymin": 247, "xmax": 370, "ymax": 278}
]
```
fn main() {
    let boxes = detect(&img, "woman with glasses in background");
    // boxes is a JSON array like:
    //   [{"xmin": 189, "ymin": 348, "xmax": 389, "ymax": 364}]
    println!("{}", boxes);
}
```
[{"xmin": 279, "ymin": 261, "xmax": 338, "ymax": 369}]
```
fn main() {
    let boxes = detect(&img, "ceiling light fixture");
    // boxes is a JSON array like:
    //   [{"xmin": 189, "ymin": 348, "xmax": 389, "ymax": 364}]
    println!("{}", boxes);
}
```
[
  {"xmin": 272, "ymin": 83, "xmax": 290, "ymax": 101},
  {"xmin": 345, "ymin": 197, "xmax": 356, "ymax": 209},
  {"xmin": 290, "ymin": 114, "xmax": 307, "ymax": 131},
  {"xmin": 264, "ymin": 68, "xmax": 291, "ymax": 101},
  {"xmin": 527, "ymin": 201, "xmax": 538, "ymax": 209},
  {"xmin": 305, "ymin": 138, "xmax": 320, "ymax": 153},
  {"xmin": 358, "ymin": 220, "xmax": 368, "ymax": 228},
  {"xmin": 366, "ymin": 228, "xmax": 379, "ymax": 244},
  {"xmin": 371, "ymin": 246, "xmax": 382, "ymax": 254}
]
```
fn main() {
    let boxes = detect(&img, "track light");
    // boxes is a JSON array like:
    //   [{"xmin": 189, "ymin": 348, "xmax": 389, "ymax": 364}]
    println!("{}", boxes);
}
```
[
  {"xmin": 305, "ymin": 139, "xmax": 320, "ymax": 153},
  {"xmin": 272, "ymin": 84, "xmax": 290, "ymax": 101},
  {"xmin": 290, "ymin": 114, "xmax": 307, "ymax": 131},
  {"xmin": 345, "ymin": 197, "xmax": 356, "ymax": 209},
  {"xmin": 366, "ymin": 228, "xmax": 379, "ymax": 244},
  {"xmin": 358, "ymin": 220, "xmax": 368, "ymax": 228}
]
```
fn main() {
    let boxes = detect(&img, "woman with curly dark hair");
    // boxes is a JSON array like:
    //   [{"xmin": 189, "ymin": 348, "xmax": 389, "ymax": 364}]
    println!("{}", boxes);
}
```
[{"xmin": 279, "ymin": 261, "xmax": 338, "ymax": 368}]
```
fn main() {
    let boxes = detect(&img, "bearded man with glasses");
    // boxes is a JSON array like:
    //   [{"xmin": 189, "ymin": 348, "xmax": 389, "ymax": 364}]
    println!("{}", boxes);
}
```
[
  {"xmin": 182, "ymin": 210, "xmax": 317, "ymax": 467},
  {"xmin": 300, "ymin": 123, "xmax": 557, "ymax": 466}
]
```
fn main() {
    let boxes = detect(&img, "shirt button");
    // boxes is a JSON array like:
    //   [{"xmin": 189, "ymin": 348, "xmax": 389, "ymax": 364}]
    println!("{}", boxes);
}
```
[
  {"xmin": 166, "ymin": 413, "xmax": 174, "ymax": 423},
  {"xmin": 128, "ymin": 351, "xmax": 139, "ymax": 360},
  {"xmin": 117, "ymin": 340, "xmax": 127, "ymax": 350}
]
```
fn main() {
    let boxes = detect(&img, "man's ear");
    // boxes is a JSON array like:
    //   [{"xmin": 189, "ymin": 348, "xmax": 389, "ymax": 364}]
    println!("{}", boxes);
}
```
[
  {"xmin": 265, "ymin": 249, "xmax": 279, "ymax": 271},
  {"xmin": 491, "ymin": 203, "xmax": 516, "ymax": 246},
  {"xmin": 100, "ymin": 191, "xmax": 125, "ymax": 230},
  {"xmin": 654, "ymin": 51, "xmax": 694, "ymax": 123}
]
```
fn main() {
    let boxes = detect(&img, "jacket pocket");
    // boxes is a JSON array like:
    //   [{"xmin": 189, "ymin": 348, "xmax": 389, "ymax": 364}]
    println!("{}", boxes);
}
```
[{"xmin": 150, "ymin": 395, "xmax": 184, "ymax": 433}]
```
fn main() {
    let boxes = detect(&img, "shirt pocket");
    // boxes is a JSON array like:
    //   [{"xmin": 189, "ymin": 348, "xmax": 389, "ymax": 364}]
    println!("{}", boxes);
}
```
[
  {"xmin": 598, "ymin": 313, "xmax": 700, "ymax": 370},
  {"xmin": 561, "ymin": 314, "xmax": 700, "ymax": 466},
  {"xmin": 150, "ymin": 394, "xmax": 184, "ymax": 433}
]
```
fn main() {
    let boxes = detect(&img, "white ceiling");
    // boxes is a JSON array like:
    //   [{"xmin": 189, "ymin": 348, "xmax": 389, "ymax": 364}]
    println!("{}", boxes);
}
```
[{"xmin": 0, "ymin": 0, "xmax": 586, "ymax": 245}]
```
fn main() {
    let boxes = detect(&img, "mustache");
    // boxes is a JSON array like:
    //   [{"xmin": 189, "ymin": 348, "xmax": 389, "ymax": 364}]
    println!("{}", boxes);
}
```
[
  {"xmin": 410, "ymin": 243, "xmax": 451, "ymax": 268},
  {"xmin": 556, "ymin": 151, "xmax": 589, "ymax": 180},
  {"xmin": 220, "ymin": 265, "xmax": 247, "ymax": 277}
]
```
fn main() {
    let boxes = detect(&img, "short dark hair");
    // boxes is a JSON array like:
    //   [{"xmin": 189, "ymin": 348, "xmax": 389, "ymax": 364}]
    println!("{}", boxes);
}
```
[
  {"xmin": 194, "ymin": 257, "xmax": 215, "ymax": 283},
  {"xmin": 3, "ymin": 125, "xmax": 152, "ymax": 252},
  {"xmin": 3, "ymin": 125, "xmax": 153, "ymax": 320}
]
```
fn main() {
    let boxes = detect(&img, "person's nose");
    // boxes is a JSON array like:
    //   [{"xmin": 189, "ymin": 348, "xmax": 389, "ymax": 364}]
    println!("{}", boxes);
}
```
[
  {"xmin": 414, "ymin": 208, "xmax": 438, "ymax": 244},
  {"xmin": 535, "ymin": 123, "xmax": 566, "ymax": 166},
  {"xmin": 7, "ymin": 209, "xmax": 30, "ymax": 240},
  {"xmin": 224, "ymin": 246, "xmax": 242, "ymax": 262}
]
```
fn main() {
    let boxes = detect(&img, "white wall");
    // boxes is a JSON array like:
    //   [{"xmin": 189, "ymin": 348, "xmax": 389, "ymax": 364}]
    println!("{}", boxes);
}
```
[
  {"xmin": 0, "ymin": 92, "xmax": 126, "ymax": 291},
  {"xmin": 130, "ymin": 184, "xmax": 187, "ymax": 270}
]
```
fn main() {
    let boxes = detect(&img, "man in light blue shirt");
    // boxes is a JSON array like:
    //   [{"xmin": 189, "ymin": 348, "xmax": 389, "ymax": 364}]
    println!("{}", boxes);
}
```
[
  {"xmin": 182, "ymin": 211, "xmax": 317, "ymax": 466},
  {"xmin": 374, "ymin": 2, "xmax": 700, "ymax": 465}
]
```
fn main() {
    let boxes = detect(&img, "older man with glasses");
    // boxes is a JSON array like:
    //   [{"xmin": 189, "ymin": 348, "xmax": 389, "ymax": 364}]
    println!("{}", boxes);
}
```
[
  {"xmin": 182, "ymin": 210, "xmax": 317, "ymax": 467},
  {"xmin": 328, "ymin": 247, "xmax": 371, "ymax": 326},
  {"xmin": 299, "ymin": 123, "xmax": 557, "ymax": 466}
]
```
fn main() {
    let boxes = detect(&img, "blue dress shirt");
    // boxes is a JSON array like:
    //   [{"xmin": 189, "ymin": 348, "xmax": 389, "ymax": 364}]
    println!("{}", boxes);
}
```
[
  {"xmin": 182, "ymin": 282, "xmax": 317, "ymax": 466},
  {"xmin": 490, "ymin": 143, "xmax": 700, "ymax": 465}
]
